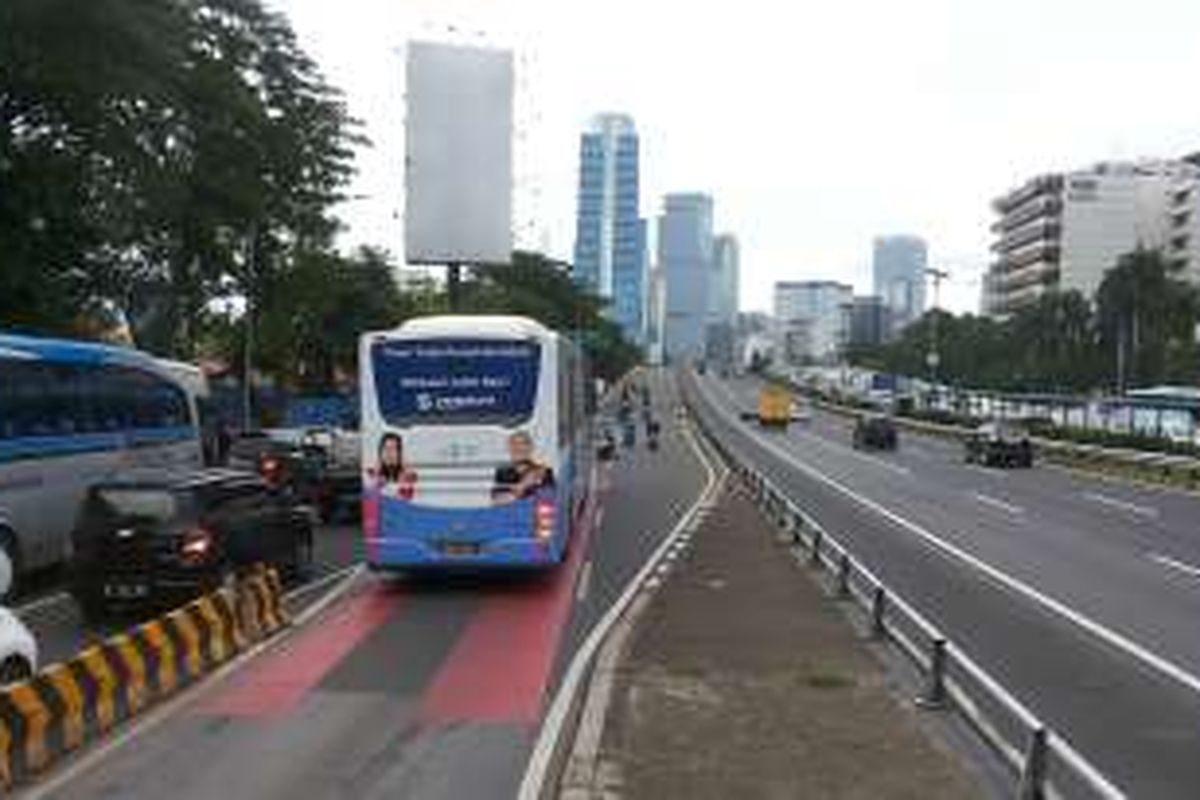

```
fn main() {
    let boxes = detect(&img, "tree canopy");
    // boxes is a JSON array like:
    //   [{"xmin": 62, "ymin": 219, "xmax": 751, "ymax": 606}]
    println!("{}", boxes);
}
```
[
  {"xmin": 859, "ymin": 248, "xmax": 1200, "ymax": 394},
  {"xmin": 1, "ymin": 0, "xmax": 361, "ymax": 353}
]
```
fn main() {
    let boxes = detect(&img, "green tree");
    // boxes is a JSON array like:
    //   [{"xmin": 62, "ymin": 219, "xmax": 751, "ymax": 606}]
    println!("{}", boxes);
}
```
[
  {"xmin": 1096, "ymin": 248, "xmax": 1199, "ymax": 391},
  {"xmin": 0, "ymin": 0, "xmax": 361, "ymax": 355}
]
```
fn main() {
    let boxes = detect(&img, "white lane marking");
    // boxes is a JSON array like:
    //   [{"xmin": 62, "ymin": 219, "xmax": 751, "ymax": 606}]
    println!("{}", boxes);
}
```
[
  {"xmin": 971, "ymin": 492, "xmax": 1025, "ymax": 516},
  {"xmin": 284, "ymin": 563, "xmax": 360, "ymax": 603},
  {"xmin": 693, "ymin": 375, "xmax": 1200, "ymax": 698},
  {"xmin": 520, "ymin": 419, "xmax": 722, "ymax": 800},
  {"xmin": 965, "ymin": 464, "xmax": 1008, "ymax": 479},
  {"xmin": 23, "ymin": 563, "xmax": 366, "ymax": 799},
  {"xmin": 1082, "ymin": 492, "xmax": 1160, "ymax": 520},
  {"xmin": 16, "ymin": 591, "xmax": 72, "ymax": 619},
  {"xmin": 1148, "ymin": 553, "xmax": 1200, "ymax": 580},
  {"xmin": 575, "ymin": 560, "xmax": 593, "ymax": 603}
]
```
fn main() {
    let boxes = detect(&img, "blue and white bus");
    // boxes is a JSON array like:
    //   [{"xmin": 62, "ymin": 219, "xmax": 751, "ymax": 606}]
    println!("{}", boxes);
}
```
[
  {"xmin": 0, "ymin": 334, "xmax": 203, "ymax": 594},
  {"xmin": 359, "ymin": 316, "xmax": 592, "ymax": 569}
]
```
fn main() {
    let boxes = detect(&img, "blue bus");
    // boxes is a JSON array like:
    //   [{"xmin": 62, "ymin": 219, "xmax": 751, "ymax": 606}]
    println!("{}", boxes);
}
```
[
  {"xmin": 358, "ymin": 316, "xmax": 592, "ymax": 569},
  {"xmin": 0, "ymin": 334, "xmax": 203, "ymax": 595}
]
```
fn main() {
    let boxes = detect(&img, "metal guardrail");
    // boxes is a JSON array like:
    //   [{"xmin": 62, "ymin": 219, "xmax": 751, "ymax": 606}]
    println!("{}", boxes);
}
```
[{"xmin": 686, "ymin": 390, "xmax": 1127, "ymax": 800}]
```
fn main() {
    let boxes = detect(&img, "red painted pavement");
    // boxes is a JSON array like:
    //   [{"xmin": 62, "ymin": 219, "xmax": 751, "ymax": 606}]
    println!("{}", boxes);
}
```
[
  {"xmin": 199, "ymin": 583, "xmax": 400, "ymax": 717},
  {"xmin": 418, "ymin": 474, "xmax": 604, "ymax": 725}
]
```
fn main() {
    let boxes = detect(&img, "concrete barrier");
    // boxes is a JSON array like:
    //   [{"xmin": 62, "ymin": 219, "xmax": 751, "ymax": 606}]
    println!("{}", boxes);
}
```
[{"xmin": 0, "ymin": 566, "xmax": 290, "ymax": 788}]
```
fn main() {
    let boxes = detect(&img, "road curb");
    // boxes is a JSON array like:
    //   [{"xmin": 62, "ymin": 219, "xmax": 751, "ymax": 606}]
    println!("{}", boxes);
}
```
[{"xmin": 0, "ymin": 566, "xmax": 289, "ymax": 789}]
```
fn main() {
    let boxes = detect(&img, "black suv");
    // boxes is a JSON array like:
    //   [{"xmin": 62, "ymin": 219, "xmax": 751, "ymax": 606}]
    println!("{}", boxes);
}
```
[
  {"xmin": 853, "ymin": 414, "xmax": 898, "ymax": 451},
  {"xmin": 964, "ymin": 422, "xmax": 1034, "ymax": 468},
  {"xmin": 69, "ymin": 469, "xmax": 313, "ymax": 620},
  {"xmin": 228, "ymin": 434, "xmax": 341, "ymax": 521}
]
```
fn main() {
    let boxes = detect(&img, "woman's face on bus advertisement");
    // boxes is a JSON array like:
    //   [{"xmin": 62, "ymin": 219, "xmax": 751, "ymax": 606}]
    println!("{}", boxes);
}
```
[
  {"xmin": 508, "ymin": 433, "xmax": 533, "ymax": 463},
  {"xmin": 381, "ymin": 436, "xmax": 402, "ymax": 469}
]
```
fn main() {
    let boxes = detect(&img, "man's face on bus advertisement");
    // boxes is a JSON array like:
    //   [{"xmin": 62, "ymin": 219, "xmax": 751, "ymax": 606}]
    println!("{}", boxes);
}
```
[{"xmin": 508, "ymin": 432, "xmax": 533, "ymax": 464}]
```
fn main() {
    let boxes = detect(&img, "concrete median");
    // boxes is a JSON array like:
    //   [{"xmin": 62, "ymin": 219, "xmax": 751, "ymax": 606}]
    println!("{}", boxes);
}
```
[{"xmin": 0, "ymin": 565, "xmax": 290, "ymax": 789}]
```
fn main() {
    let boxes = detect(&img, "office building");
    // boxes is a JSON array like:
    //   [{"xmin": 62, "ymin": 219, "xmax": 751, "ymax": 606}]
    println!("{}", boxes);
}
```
[
  {"xmin": 710, "ymin": 234, "xmax": 740, "ymax": 324},
  {"xmin": 984, "ymin": 160, "xmax": 1192, "ymax": 316},
  {"xmin": 572, "ymin": 113, "xmax": 646, "ymax": 343},
  {"xmin": 873, "ymin": 235, "xmax": 927, "ymax": 333},
  {"xmin": 659, "ymin": 193, "xmax": 714, "ymax": 360},
  {"xmin": 773, "ymin": 280, "xmax": 852, "ymax": 364},
  {"xmin": 1166, "ymin": 153, "xmax": 1200, "ymax": 283},
  {"xmin": 849, "ymin": 295, "xmax": 891, "ymax": 349}
]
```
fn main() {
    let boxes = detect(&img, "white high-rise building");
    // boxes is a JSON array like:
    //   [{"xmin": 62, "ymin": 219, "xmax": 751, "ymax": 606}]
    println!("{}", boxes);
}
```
[
  {"xmin": 773, "ymin": 280, "xmax": 852, "ymax": 364},
  {"xmin": 984, "ymin": 160, "xmax": 1195, "ymax": 316},
  {"xmin": 1166, "ymin": 153, "xmax": 1200, "ymax": 283}
]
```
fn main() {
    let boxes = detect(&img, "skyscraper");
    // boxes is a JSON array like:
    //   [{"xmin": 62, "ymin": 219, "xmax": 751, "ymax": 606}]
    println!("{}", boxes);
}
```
[
  {"xmin": 659, "ymin": 193, "xmax": 714, "ymax": 360},
  {"xmin": 572, "ymin": 114, "xmax": 646, "ymax": 344},
  {"xmin": 872, "ymin": 235, "xmax": 927, "ymax": 332},
  {"xmin": 711, "ymin": 234, "xmax": 740, "ymax": 324}
]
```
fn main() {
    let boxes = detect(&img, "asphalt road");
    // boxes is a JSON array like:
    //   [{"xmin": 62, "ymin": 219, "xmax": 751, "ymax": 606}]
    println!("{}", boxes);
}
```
[
  {"xmin": 25, "ymin": 369, "xmax": 708, "ymax": 800},
  {"xmin": 689, "ymin": 371, "xmax": 1200, "ymax": 799}
]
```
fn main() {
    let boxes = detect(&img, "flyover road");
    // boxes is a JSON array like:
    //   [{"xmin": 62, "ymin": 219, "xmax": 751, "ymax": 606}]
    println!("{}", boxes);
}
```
[
  {"xmin": 24, "ymin": 369, "xmax": 709, "ymax": 800},
  {"xmin": 690, "ymin": 371, "xmax": 1200, "ymax": 799}
]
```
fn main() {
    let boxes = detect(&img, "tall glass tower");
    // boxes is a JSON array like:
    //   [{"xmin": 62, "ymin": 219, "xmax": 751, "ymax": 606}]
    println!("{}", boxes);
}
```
[{"xmin": 572, "ymin": 114, "xmax": 645, "ymax": 344}]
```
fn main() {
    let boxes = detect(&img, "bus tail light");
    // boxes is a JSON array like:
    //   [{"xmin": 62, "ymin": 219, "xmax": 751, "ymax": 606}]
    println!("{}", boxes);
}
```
[{"xmin": 535, "ymin": 499, "xmax": 556, "ymax": 541}]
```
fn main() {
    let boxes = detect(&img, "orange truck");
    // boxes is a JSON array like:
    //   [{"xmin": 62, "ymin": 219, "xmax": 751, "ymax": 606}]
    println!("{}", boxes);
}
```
[{"xmin": 757, "ymin": 383, "xmax": 792, "ymax": 428}]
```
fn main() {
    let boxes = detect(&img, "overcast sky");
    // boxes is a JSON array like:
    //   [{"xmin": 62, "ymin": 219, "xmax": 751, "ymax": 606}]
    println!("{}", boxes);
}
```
[{"xmin": 273, "ymin": 0, "xmax": 1200, "ymax": 314}]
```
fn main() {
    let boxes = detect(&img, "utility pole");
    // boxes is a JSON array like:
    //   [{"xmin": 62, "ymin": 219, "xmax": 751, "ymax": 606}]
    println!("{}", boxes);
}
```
[
  {"xmin": 243, "ymin": 226, "xmax": 257, "ymax": 432},
  {"xmin": 925, "ymin": 268, "xmax": 950, "ymax": 397}
]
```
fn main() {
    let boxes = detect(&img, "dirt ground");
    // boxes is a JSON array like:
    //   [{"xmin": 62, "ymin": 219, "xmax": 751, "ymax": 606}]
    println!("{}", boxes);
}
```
[{"xmin": 589, "ymin": 484, "xmax": 986, "ymax": 800}]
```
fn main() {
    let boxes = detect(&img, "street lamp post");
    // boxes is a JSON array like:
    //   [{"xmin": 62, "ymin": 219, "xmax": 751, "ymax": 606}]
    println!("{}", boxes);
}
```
[{"xmin": 925, "ymin": 267, "xmax": 949, "ymax": 383}]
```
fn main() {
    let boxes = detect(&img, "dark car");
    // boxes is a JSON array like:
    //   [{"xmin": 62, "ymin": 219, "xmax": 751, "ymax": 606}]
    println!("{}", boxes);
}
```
[
  {"xmin": 853, "ymin": 414, "xmax": 898, "ymax": 451},
  {"xmin": 68, "ymin": 469, "xmax": 314, "ymax": 621},
  {"xmin": 228, "ymin": 434, "xmax": 342, "ymax": 521},
  {"xmin": 964, "ymin": 422, "xmax": 1034, "ymax": 468}
]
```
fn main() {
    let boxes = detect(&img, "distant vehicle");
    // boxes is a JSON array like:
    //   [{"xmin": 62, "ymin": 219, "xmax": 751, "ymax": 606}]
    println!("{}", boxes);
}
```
[
  {"xmin": 227, "ymin": 433, "xmax": 344, "ymax": 522},
  {"xmin": 359, "ymin": 316, "xmax": 592, "ymax": 570},
  {"xmin": 756, "ymin": 383, "xmax": 793, "ymax": 428},
  {"xmin": 964, "ymin": 422, "xmax": 1034, "ymax": 468},
  {"xmin": 0, "ymin": 551, "xmax": 36, "ymax": 684},
  {"xmin": 790, "ymin": 397, "xmax": 812, "ymax": 424},
  {"xmin": 0, "ymin": 334, "xmax": 203, "ymax": 599},
  {"xmin": 68, "ymin": 469, "xmax": 314, "ymax": 621},
  {"xmin": 853, "ymin": 415, "xmax": 898, "ymax": 451}
]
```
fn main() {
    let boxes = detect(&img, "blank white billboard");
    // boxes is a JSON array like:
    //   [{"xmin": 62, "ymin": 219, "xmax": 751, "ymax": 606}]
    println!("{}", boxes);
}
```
[{"xmin": 405, "ymin": 41, "xmax": 513, "ymax": 265}]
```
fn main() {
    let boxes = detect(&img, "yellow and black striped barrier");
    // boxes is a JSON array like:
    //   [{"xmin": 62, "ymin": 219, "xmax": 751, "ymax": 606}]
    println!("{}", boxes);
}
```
[{"xmin": 0, "ymin": 565, "xmax": 291, "ymax": 788}]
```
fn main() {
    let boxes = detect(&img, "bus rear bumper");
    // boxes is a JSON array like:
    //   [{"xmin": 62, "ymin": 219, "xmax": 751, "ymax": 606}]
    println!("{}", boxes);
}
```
[{"xmin": 365, "ymin": 537, "xmax": 563, "ymax": 570}]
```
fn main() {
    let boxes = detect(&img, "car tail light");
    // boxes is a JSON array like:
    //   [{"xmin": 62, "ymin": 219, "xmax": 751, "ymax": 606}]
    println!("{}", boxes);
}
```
[
  {"xmin": 259, "ymin": 455, "xmax": 283, "ymax": 484},
  {"xmin": 179, "ymin": 527, "xmax": 214, "ymax": 565},
  {"xmin": 535, "ymin": 499, "xmax": 555, "ymax": 542}
]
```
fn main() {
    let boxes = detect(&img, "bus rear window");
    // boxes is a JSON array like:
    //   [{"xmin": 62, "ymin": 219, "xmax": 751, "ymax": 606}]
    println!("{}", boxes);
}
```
[{"xmin": 371, "ymin": 339, "xmax": 541, "ymax": 427}]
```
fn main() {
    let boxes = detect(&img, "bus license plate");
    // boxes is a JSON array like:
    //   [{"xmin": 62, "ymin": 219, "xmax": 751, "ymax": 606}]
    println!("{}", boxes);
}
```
[
  {"xmin": 105, "ymin": 583, "xmax": 149, "ymax": 599},
  {"xmin": 442, "ymin": 542, "xmax": 480, "ymax": 556}
]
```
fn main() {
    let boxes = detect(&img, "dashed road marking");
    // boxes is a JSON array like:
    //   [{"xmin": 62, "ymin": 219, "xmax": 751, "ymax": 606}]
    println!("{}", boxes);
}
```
[
  {"xmin": 971, "ymin": 492, "xmax": 1025, "ymax": 516},
  {"xmin": 575, "ymin": 560, "xmax": 593, "ymax": 603},
  {"xmin": 1083, "ymin": 492, "xmax": 1159, "ymax": 519},
  {"xmin": 1148, "ymin": 552, "xmax": 1200, "ymax": 580}
]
